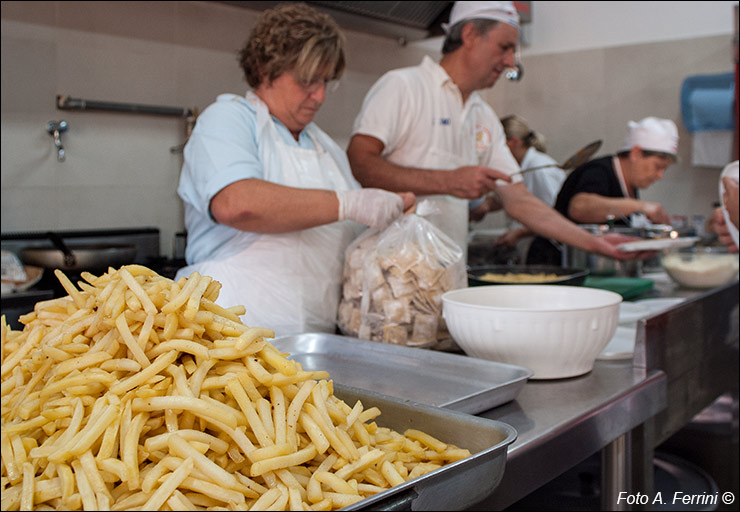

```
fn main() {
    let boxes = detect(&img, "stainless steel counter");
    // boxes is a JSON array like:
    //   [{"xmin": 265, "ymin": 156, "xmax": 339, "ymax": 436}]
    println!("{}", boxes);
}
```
[
  {"xmin": 635, "ymin": 276, "xmax": 738, "ymax": 442},
  {"xmin": 468, "ymin": 272, "xmax": 738, "ymax": 511},
  {"xmin": 469, "ymin": 362, "xmax": 666, "ymax": 510},
  {"xmin": 631, "ymin": 277, "xmax": 739, "ymax": 509}
]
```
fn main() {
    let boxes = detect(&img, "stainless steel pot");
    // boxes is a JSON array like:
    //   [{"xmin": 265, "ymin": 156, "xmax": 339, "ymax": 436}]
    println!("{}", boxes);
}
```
[
  {"xmin": 567, "ymin": 245, "xmax": 641, "ymax": 277},
  {"xmin": 565, "ymin": 224, "xmax": 673, "ymax": 277},
  {"xmin": 20, "ymin": 244, "xmax": 137, "ymax": 271}
]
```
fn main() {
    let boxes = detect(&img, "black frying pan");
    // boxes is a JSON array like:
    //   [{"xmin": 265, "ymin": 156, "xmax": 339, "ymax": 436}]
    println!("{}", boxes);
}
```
[{"xmin": 468, "ymin": 265, "xmax": 590, "ymax": 287}]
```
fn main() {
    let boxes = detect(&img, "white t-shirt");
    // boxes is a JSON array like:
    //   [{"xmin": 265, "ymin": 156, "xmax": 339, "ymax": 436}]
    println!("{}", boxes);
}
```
[
  {"xmin": 352, "ymin": 56, "xmax": 520, "ymax": 181},
  {"xmin": 178, "ymin": 93, "xmax": 356, "ymax": 264},
  {"xmin": 507, "ymin": 146, "xmax": 565, "ymax": 230}
]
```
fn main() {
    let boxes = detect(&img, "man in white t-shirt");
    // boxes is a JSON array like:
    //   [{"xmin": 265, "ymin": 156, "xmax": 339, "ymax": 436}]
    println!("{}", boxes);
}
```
[{"xmin": 347, "ymin": 1, "xmax": 639, "ymax": 263}]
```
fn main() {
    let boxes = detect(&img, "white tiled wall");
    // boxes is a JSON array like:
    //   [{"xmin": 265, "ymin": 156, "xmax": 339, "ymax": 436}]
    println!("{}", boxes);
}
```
[
  {"xmin": 1, "ymin": 1, "xmax": 736, "ymax": 253},
  {"xmin": 0, "ymin": 1, "xmax": 430, "ymax": 255}
]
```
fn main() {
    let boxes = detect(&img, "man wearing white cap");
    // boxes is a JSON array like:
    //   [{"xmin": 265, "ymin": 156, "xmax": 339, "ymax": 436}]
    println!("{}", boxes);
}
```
[
  {"xmin": 347, "ymin": 1, "xmax": 640, "ymax": 263},
  {"xmin": 527, "ymin": 116, "xmax": 679, "ymax": 265}
]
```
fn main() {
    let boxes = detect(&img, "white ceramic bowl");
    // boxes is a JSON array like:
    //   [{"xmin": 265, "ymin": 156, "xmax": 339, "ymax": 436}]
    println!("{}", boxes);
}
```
[
  {"xmin": 442, "ymin": 285, "xmax": 622, "ymax": 379},
  {"xmin": 661, "ymin": 246, "xmax": 739, "ymax": 289}
]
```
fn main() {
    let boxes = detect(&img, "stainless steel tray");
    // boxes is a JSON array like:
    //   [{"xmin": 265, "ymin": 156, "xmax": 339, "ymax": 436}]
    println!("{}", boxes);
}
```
[
  {"xmin": 272, "ymin": 333, "xmax": 532, "ymax": 414},
  {"xmin": 334, "ymin": 384, "xmax": 517, "ymax": 510}
]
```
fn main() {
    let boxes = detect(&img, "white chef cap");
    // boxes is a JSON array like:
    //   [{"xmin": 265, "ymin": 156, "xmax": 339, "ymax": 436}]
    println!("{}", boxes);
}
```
[
  {"xmin": 444, "ymin": 1, "xmax": 520, "ymax": 33},
  {"xmin": 620, "ymin": 117, "xmax": 679, "ymax": 157}
]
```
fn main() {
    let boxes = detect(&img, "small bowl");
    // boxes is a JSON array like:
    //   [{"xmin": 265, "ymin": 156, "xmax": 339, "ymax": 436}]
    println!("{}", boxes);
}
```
[
  {"xmin": 661, "ymin": 246, "xmax": 739, "ymax": 289},
  {"xmin": 442, "ymin": 285, "xmax": 622, "ymax": 379}
]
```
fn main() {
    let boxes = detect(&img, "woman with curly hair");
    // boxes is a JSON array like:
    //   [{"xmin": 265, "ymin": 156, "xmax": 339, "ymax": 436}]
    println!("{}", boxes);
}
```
[{"xmin": 176, "ymin": 3, "xmax": 414, "ymax": 336}]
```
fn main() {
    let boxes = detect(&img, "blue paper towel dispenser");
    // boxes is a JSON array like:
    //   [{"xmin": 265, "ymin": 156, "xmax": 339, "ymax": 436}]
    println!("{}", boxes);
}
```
[{"xmin": 681, "ymin": 72, "xmax": 735, "ymax": 132}]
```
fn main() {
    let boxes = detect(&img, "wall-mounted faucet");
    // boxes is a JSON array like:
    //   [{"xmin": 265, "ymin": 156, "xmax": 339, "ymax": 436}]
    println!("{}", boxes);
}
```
[
  {"xmin": 47, "ymin": 120, "xmax": 68, "ymax": 162},
  {"xmin": 505, "ymin": 46, "xmax": 524, "ymax": 82}
]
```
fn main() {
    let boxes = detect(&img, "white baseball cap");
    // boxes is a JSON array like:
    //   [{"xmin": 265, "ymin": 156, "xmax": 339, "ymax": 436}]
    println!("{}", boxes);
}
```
[
  {"xmin": 620, "ymin": 117, "xmax": 679, "ymax": 157},
  {"xmin": 444, "ymin": 1, "xmax": 520, "ymax": 32}
]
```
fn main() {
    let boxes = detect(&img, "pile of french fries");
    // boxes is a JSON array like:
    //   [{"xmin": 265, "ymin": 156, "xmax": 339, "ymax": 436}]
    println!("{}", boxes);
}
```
[{"xmin": 1, "ymin": 265, "xmax": 471, "ymax": 511}]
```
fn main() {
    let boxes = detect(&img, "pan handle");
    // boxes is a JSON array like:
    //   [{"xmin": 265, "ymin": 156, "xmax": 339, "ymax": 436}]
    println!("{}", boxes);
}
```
[
  {"xmin": 46, "ymin": 231, "xmax": 77, "ymax": 267},
  {"xmin": 366, "ymin": 488, "xmax": 418, "ymax": 510}
]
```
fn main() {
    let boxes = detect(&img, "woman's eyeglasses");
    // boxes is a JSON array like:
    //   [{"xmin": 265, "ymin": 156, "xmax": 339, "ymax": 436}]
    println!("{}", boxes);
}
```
[{"xmin": 294, "ymin": 76, "xmax": 340, "ymax": 95}]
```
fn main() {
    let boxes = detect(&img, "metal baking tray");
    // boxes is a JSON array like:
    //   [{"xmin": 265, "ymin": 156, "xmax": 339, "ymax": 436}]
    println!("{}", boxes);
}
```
[
  {"xmin": 272, "ymin": 333, "xmax": 532, "ymax": 415},
  {"xmin": 334, "ymin": 383, "xmax": 517, "ymax": 510}
]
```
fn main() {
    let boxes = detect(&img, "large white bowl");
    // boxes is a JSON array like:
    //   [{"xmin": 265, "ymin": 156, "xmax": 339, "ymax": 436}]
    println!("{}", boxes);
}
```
[{"xmin": 442, "ymin": 285, "xmax": 622, "ymax": 379}]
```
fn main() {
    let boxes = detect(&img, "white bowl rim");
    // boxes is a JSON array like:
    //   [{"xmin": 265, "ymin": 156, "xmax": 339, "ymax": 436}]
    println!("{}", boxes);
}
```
[{"xmin": 441, "ymin": 284, "xmax": 622, "ymax": 312}]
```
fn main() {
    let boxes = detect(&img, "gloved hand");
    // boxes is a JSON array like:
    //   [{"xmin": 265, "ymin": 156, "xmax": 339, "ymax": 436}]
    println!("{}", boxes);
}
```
[{"xmin": 336, "ymin": 189, "xmax": 404, "ymax": 230}]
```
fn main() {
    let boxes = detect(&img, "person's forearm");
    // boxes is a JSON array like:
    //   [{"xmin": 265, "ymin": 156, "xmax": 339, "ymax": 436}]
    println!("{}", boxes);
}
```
[
  {"xmin": 502, "ymin": 186, "xmax": 600, "ymax": 252},
  {"xmin": 210, "ymin": 179, "xmax": 339, "ymax": 233},
  {"xmin": 567, "ymin": 193, "xmax": 644, "ymax": 223},
  {"xmin": 347, "ymin": 135, "xmax": 456, "ymax": 195},
  {"xmin": 348, "ymin": 149, "xmax": 452, "ymax": 195}
]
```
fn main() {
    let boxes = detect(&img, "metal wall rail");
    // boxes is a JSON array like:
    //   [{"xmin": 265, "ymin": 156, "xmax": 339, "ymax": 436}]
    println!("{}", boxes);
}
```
[{"xmin": 56, "ymin": 95, "xmax": 193, "ymax": 118}]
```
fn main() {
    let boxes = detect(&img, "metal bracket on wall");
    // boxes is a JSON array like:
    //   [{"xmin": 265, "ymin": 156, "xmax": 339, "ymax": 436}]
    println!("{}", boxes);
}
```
[{"xmin": 46, "ymin": 120, "xmax": 68, "ymax": 162}]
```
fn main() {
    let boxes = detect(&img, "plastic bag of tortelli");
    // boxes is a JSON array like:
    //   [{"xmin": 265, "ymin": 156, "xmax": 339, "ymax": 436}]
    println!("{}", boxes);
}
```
[
  {"xmin": 337, "ymin": 227, "xmax": 381, "ymax": 337},
  {"xmin": 337, "ymin": 200, "xmax": 466, "ymax": 349}
]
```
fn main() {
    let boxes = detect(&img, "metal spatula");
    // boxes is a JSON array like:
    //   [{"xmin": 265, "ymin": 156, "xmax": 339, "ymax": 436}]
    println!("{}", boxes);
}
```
[{"xmin": 516, "ymin": 139, "xmax": 602, "ymax": 176}]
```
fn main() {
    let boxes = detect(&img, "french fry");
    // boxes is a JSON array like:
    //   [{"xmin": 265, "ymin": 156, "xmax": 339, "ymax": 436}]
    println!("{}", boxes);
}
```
[
  {"xmin": 333, "ymin": 449, "xmax": 385, "ymax": 481},
  {"xmin": 114, "ymin": 313, "xmax": 149, "ymax": 368},
  {"xmin": 78, "ymin": 451, "xmax": 111, "ymax": 503},
  {"xmin": 166, "ymin": 489, "xmax": 196, "ymax": 511},
  {"xmin": 300, "ymin": 412, "xmax": 331, "ymax": 455},
  {"xmin": 71, "ymin": 459, "xmax": 97, "ymax": 511},
  {"xmin": 324, "ymin": 491, "xmax": 365, "ymax": 508},
  {"xmin": 286, "ymin": 379, "xmax": 316, "ymax": 450},
  {"xmin": 250, "ymin": 486, "xmax": 284, "ymax": 511},
  {"xmin": 167, "ymin": 434, "xmax": 239, "ymax": 491},
  {"xmin": 1, "ymin": 265, "xmax": 471, "ymax": 511},
  {"xmin": 404, "ymin": 428, "xmax": 447, "ymax": 453},
  {"xmin": 226, "ymin": 379, "xmax": 273, "ymax": 447},
  {"xmin": 141, "ymin": 457, "xmax": 193, "ymax": 511},
  {"xmin": 314, "ymin": 470, "xmax": 357, "ymax": 495},
  {"xmin": 119, "ymin": 268, "xmax": 157, "ymax": 315},
  {"xmin": 270, "ymin": 385, "xmax": 287, "ymax": 446},
  {"xmin": 248, "ymin": 442, "xmax": 293, "ymax": 463},
  {"xmin": 250, "ymin": 445, "xmax": 318, "ymax": 477},
  {"xmin": 21, "ymin": 461, "xmax": 34, "ymax": 510}
]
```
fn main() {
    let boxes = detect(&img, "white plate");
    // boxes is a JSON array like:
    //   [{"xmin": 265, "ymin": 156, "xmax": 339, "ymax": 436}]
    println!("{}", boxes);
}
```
[
  {"xmin": 597, "ymin": 325, "xmax": 637, "ymax": 360},
  {"xmin": 618, "ymin": 302, "xmax": 651, "ymax": 324},
  {"xmin": 617, "ymin": 237, "xmax": 701, "ymax": 252},
  {"xmin": 719, "ymin": 161, "xmax": 739, "ymax": 250},
  {"xmin": 598, "ymin": 298, "xmax": 686, "ymax": 360}
]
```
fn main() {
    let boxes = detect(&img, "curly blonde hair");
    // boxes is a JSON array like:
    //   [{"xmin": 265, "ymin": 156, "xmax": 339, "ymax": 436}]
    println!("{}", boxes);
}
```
[{"xmin": 238, "ymin": 3, "xmax": 345, "ymax": 89}]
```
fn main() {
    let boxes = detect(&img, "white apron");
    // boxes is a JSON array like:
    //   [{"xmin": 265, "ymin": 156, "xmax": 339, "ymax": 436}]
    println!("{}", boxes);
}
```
[
  {"xmin": 422, "ymin": 148, "xmax": 470, "ymax": 258},
  {"xmin": 414, "ymin": 99, "xmax": 488, "ymax": 259},
  {"xmin": 177, "ymin": 93, "xmax": 358, "ymax": 336}
]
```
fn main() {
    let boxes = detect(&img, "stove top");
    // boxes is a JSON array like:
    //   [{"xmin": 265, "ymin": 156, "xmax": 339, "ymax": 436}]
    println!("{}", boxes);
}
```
[
  {"xmin": 1, "ymin": 227, "xmax": 180, "ymax": 326},
  {"xmin": 1, "ymin": 227, "xmax": 161, "ymax": 263}
]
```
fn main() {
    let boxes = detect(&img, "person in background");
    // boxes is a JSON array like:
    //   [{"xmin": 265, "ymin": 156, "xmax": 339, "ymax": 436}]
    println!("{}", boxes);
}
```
[
  {"xmin": 721, "ymin": 172, "xmax": 739, "ymax": 230},
  {"xmin": 491, "ymin": 114, "xmax": 566, "ymax": 262},
  {"xmin": 711, "ymin": 160, "xmax": 739, "ymax": 252},
  {"xmin": 528, "ymin": 116, "xmax": 678, "ymax": 265},
  {"xmin": 176, "ymin": 3, "xmax": 414, "ymax": 336},
  {"xmin": 346, "ymin": 0, "xmax": 639, "ymax": 265}
]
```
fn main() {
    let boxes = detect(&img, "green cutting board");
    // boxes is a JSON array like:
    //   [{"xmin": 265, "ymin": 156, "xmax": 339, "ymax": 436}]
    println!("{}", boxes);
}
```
[{"xmin": 583, "ymin": 276, "xmax": 654, "ymax": 299}]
